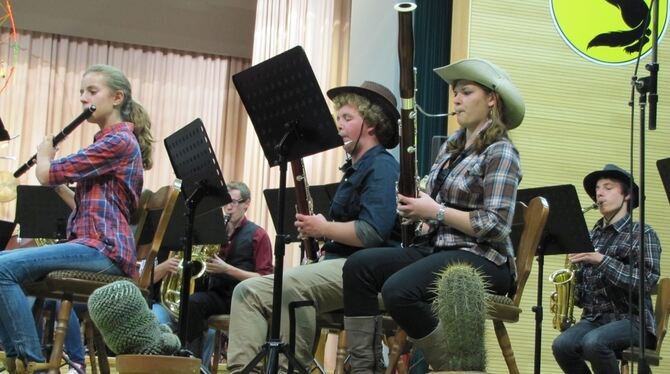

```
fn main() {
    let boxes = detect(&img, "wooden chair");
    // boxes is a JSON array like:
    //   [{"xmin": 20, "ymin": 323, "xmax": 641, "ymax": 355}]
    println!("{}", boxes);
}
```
[
  {"xmin": 620, "ymin": 277, "xmax": 670, "ymax": 373},
  {"xmin": 384, "ymin": 196, "xmax": 550, "ymax": 374},
  {"xmin": 22, "ymin": 183, "xmax": 180, "ymax": 374},
  {"xmin": 206, "ymin": 314, "xmax": 230, "ymax": 374},
  {"xmin": 486, "ymin": 196, "xmax": 549, "ymax": 374}
]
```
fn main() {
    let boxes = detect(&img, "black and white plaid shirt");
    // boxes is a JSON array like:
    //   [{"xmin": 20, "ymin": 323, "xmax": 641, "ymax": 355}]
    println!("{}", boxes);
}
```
[
  {"xmin": 425, "ymin": 132, "xmax": 521, "ymax": 274},
  {"xmin": 575, "ymin": 213, "xmax": 662, "ymax": 335}
]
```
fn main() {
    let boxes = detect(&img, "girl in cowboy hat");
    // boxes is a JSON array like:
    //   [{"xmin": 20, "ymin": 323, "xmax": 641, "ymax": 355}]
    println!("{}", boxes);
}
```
[
  {"xmin": 342, "ymin": 58, "xmax": 524, "ymax": 372},
  {"xmin": 552, "ymin": 164, "xmax": 661, "ymax": 374}
]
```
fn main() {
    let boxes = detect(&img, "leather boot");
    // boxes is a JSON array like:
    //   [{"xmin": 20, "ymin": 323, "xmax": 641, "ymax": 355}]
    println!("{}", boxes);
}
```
[
  {"xmin": 344, "ymin": 316, "xmax": 385, "ymax": 374},
  {"xmin": 408, "ymin": 322, "xmax": 449, "ymax": 371}
]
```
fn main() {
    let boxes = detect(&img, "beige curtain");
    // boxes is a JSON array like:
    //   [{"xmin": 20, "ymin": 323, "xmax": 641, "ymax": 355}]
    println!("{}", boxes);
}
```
[
  {"xmin": 0, "ymin": 29, "xmax": 250, "ymax": 222},
  {"xmin": 243, "ymin": 0, "xmax": 351, "ymax": 268}
]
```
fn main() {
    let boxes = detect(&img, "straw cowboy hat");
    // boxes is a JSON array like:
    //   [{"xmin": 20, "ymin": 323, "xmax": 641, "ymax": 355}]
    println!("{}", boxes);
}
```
[
  {"xmin": 583, "ymin": 164, "xmax": 640, "ymax": 209},
  {"xmin": 434, "ymin": 58, "xmax": 525, "ymax": 129},
  {"xmin": 327, "ymin": 81, "xmax": 400, "ymax": 149}
]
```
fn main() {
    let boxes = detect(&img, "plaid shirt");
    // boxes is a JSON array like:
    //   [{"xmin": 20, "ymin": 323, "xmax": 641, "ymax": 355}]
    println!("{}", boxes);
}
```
[
  {"xmin": 425, "ymin": 130, "xmax": 521, "ymax": 273},
  {"xmin": 575, "ymin": 214, "xmax": 662, "ymax": 335},
  {"xmin": 49, "ymin": 122, "xmax": 143, "ymax": 277}
]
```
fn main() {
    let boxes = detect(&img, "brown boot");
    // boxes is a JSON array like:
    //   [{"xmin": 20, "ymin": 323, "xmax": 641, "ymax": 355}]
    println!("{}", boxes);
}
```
[{"xmin": 344, "ymin": 316, "xmax": 385, "ymax": 374}]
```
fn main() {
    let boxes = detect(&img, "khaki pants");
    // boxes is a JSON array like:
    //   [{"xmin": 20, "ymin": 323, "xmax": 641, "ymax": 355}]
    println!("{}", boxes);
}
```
[{"xmin": 227, "ymin": 258, "xmax": 346, "ymax": 373}]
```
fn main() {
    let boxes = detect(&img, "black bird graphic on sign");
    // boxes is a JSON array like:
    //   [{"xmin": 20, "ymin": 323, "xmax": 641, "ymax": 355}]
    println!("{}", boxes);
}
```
[{"xmin": 588, "ymin": 0, "xmax": 651, "ymax": 54}]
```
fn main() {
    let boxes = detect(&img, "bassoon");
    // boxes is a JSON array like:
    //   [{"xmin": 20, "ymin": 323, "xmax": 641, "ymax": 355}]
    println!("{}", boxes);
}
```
[
  {"xmin": 290, "ymin": 159, "xmax": 320, "ymax": 263},
  {"xmin": 14, "ymin": 105, "xmax": 97, "ymax": 178},
  {"xmin": 395, "ymin": 2, "xmax": 418, "ymax": 247}
]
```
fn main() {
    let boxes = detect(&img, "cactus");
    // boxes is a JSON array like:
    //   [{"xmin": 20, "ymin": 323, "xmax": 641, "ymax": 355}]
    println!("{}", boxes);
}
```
[{"xmin": 432, "ymin": 263, "xmax": 490, "ymax": 371}]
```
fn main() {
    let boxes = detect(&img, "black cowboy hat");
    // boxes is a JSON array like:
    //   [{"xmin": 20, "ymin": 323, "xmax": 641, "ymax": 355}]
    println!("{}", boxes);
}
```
[{"xmin": 583, "ymin": 164, "xmax": 640, "ymax": 209}]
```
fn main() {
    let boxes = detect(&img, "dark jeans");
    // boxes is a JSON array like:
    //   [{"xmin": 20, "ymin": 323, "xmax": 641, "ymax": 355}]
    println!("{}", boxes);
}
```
[
  {"xmin": 552, "ymin": 317, "xmax": 655, "ymax": 374},
  {"xmin": 342, "ymin": 246, "xmax": 513, "ymax": 338},
  {"xmin": 185, "ymin": 290, "xmax": 231, "ymax": 345}
]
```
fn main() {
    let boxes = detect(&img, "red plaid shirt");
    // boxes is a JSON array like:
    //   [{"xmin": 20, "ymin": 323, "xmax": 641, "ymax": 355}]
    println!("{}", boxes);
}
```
[{"xmin": 49, "ymin": 122, "xmax": 143, "ymax": 277}]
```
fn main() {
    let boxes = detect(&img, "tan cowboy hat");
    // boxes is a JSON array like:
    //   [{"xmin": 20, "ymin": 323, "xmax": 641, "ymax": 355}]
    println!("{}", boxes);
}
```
[
  {"xmin": 583, "ymin": 164, "xmax": 640, "ymax": 209},
  {"xmin": 433, "ymin": 58, "xmax": 525, "ymax": 129},
  {"xmin": 327, "ymin": 81, "xmax": 400, "ymax": 149}
]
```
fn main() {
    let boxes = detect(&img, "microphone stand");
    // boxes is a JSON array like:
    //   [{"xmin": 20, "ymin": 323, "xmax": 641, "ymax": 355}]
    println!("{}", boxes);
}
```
[{"xmin": 631, "ymin": 1, "xmax": 659, "ymax": 372}]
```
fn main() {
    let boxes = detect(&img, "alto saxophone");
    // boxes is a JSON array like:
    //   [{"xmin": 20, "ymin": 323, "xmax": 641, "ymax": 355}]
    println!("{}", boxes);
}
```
[{"xmin": 548, "ymin": 202, "xmax": 598, "ymax": 331}]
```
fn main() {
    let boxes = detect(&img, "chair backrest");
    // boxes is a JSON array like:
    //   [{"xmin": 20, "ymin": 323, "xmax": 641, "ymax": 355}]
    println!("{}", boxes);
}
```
[
  {"xmin": 512, "ymin": 196, "xmax": 550, "ymax": 306},
  {"xmin": 133, "ymin": 189, "xmax": 155, "ymax": 254},
  {"xmin": 137, "ymin": 182, "xmax": 180, "ymax": 289},
  {"xmin": 654, "ymin": 277, "xmax": 670, "ymax": 353}
]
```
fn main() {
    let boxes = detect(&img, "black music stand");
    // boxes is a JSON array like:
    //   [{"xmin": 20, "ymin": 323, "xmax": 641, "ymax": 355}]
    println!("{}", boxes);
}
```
[
  {"xmin": 233, "ymin": 45, "xmax": 342, "ymax": 374},
  {"xmin": 263, "ymin": 183, "xmax": 339, "ymax": 244},
  {"xmin": 515, "ymin": 184, "xmax": 594, "ymax": 374},
  {"xmin": 151, "ymin": 192, "xmax": 229, "ymax": 251},
  {"xmin": 16, "ymin": 185, "xmax": 72, "ymax": 240},
  {"xmin": 0, "ymin": 220, "xmax": 16, "ymax": 250},
  {"xmin": 657, "ymin": 158, "xmax": 670, "ymax": 207},
  {"xmin": 163, "ymin": 118, "xmax": 231, "ymax": 351}
]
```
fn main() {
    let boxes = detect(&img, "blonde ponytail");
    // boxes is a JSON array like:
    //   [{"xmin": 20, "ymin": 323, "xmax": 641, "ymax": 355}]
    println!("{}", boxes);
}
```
[{"xmin": 128, "ymin": 100, "xmax": 154, "ymax": 170}]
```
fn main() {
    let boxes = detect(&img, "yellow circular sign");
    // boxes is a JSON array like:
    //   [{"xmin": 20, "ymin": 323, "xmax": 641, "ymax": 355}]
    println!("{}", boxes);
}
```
[{"xmin": 551, "ymin": 0, "xmax": 668, "ymax": 65}]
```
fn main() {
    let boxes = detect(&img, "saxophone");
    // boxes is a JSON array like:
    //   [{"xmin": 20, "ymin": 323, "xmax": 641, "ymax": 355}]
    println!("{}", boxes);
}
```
[
  {"xmin": 160, "ymin": 213, "xmax": 230, "ymax": 320},
  {"xmin": 548, "ymin": 202, "xmax": 598, "ymax": 331}
]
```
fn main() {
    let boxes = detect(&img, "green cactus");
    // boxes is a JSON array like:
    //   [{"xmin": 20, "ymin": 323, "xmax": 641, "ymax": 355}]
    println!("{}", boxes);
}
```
[{"xmin": 432, "ymin": 263, "xmax": 490, "ymax": 371}]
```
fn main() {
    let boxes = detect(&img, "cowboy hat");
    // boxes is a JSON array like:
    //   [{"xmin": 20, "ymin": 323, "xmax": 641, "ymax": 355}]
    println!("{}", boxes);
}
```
[
  {"xmin": 433, "ymin": 58, "xmax": 525, "ymax": 129},
  {"xmin": 327, "ymin": 81, "xmax": 400, "ymax": 149},
  {"xmin": 583, "ymin": 164, "xmax": 640, "ymax": 209}
]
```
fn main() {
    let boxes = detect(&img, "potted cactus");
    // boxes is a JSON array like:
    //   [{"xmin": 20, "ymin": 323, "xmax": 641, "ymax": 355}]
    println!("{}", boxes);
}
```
[{"xmin": 432, "ymin": 263, "xmax": 489, "ymax": 373}]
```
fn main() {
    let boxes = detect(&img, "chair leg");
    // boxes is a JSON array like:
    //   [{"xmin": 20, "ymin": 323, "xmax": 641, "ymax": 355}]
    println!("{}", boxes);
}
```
[
  {"xmin": 84, "ymin": 317, "xmax": 99, "ymax": 374},
  {"xmin": 313, "ymin": 328, "xmax": 329, "ymax": 369},
  {"xmin": 493, "ymin": 320, "xmax": 519, "ymax": 374},
  {"xmin": 384, "ymin": 329, "xmax": 407, "ymax": 374},
  {"xmin": 620, "ymin": 360, "xmax": 629, "ymax": 374},
  {"xmin": 44, "ymin": 298, "xmax": 73, "ymax": 373},
  {"xmin": 334, "ymin": 330, "xmax": 347, "ymax": 374},
  {"xmin": 92, "ymin": 323, "xmax": 110, "ymax": 374},
  {"xmin": 210, "ymin": 329, "xmax": 223, "ymax": 374}
]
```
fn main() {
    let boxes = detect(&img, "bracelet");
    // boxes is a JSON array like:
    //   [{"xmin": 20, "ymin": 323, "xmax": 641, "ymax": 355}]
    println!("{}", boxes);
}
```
[{"xmin": 436, "ymin": 206, "xmax": 446, "ymax": 222}]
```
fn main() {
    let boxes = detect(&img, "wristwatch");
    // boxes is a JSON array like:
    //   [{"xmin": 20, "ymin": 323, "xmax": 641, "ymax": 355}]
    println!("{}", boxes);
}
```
[{"xmin": 436, "ymin": 206, "xmax": 446, "ymax": 222}]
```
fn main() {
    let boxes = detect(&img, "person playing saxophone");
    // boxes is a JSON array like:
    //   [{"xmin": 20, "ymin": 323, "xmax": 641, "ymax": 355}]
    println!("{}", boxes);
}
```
[
  {"xmin": 552, "ymin": 164, "xmax": 662, "ymax": 374},
  {"xmin": 182, "ymin": 181, "xmax": 274, "ymax": 361}
]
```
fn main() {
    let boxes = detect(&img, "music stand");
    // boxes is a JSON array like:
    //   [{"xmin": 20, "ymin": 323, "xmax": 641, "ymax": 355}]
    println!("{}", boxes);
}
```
[
  {"xmin": 263, "ymin": 183, "xmax": 339, "ymax": 244},
  {"xmin": 16, "ymin": 185, "xmax": 72, "ymax": 239},
  {"xmin": 657, "ymin": 158, "xmax": 670, "ymax": 207},
  {"xmin": 233, "ymin": 45, "xmax": 342, "ymax": 374},
  {"xmin": 150, "ymin": 192, "xmax": 229, "ymax": 251},
  {"xmin": 516, "ymin": 184, "xmax": 594, "ymax": 374},
  {"xmin": 163, "ymin": 118, "xmax": 231, "ymax": 348},
  {"xmin": 0, "ymin": 220, "xmax": 16, "ymax": 249}
]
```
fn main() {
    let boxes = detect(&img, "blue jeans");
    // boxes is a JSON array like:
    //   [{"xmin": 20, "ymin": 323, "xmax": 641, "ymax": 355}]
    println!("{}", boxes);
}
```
[
  {"xmin": 152, "ymin": 302, "xmax": 174, "ymax": 326},
  {"xmin": 0, "ymin": 243, "xmax": 123, "ymax": 363},
  {"xmin": 552, "ymin": 318, "xmax": 653, "ymax": 374}
]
